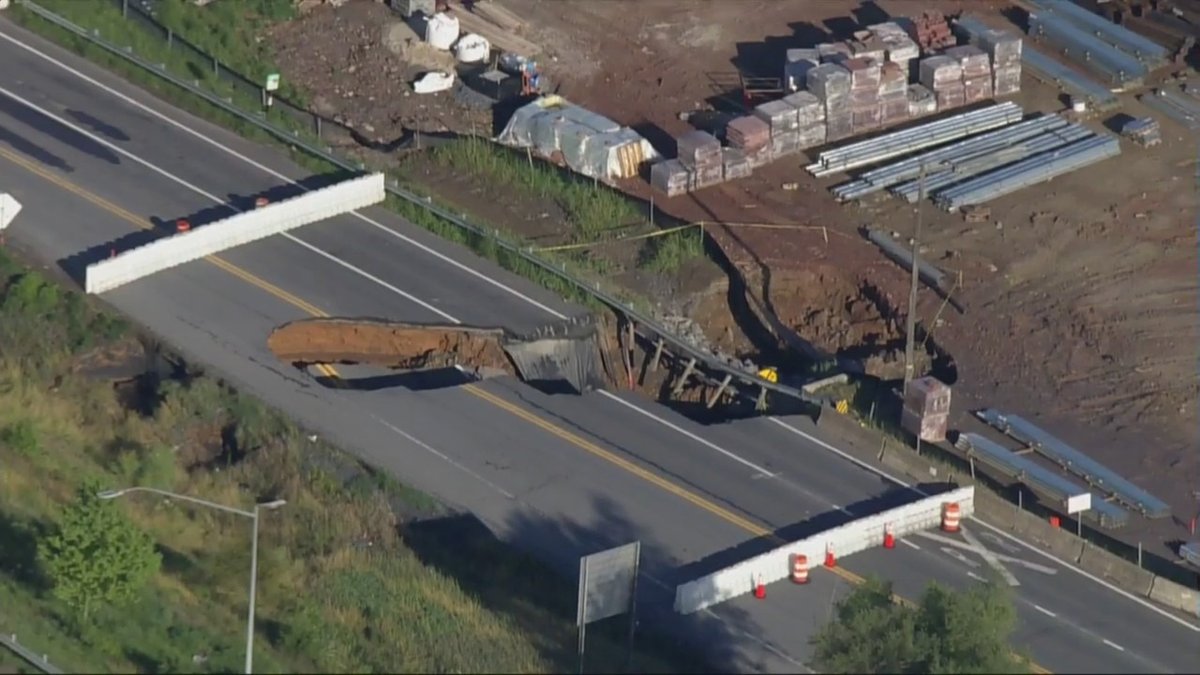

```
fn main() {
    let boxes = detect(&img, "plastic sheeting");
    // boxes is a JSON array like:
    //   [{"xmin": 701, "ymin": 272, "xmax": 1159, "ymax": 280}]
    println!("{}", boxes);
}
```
[
  {"xmin": 454, "ymin": 33, "xmax": 490, "ymax": 63},
  {"xmin": 425, "ymin": 12, "xmax": 460, "ymax": 51},
  {"xmin": 497, "ymin": 96, "xmax": 660, "ymax": 180}
]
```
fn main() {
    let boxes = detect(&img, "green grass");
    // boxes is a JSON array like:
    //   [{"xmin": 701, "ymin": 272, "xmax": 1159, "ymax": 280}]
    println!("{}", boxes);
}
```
[
  {"xmin": 11, "ymin": 0, "xmax": 701, "ymax": 318},
  {"xmin": 0, "ymin": 247, "xmax": 706, "ymax": 673}
]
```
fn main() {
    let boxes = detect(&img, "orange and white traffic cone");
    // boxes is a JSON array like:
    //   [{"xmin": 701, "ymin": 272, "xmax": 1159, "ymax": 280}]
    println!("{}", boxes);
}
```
[
  {"xmin": 824, "ymin": 542, "xmax": 837, "ymax": 568},
  {"xmin": 753, "ymin": 572, "xmax": 766, "ymax": 599},
  {"xmin": 941, "ymin": 502, "xmax": 961, "ymax": 533},
  {"xmin": 883, "ymin": 523, "xmax": 896, "ymax": 549}
]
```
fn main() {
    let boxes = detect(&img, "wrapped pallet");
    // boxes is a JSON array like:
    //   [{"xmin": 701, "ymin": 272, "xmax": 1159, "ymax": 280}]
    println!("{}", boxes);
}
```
[
  {"xmin": 919, "ymin": 55, "xmax": 962, "ymax": 92},
  {"xmin": 744, "ymin": 143, "xmax": 774, "ymax": 169},
  {"xmin": 880, "ymin": 91, "xmax": 909, "ymax": 125},
  {"xmin": 782, "ymin": 91, "xmax": 825, "ymax": 127},
  {"xmin": 785, "ymin": 58, "xmax": 820, "ymax": 92},
  {"xmin": 944, "ymin": 45, "xmax": 991, "ymax": 79},
  {"xmin": 797, "ymin": 122, "xmax": 827, "ymax": 149},
  {"xmin": 726, "ymin": 115, "xmax": 770, "ymax": 151},
  {"xmin": 786, "ymin": 48, "xmax": 821, "ymax": 63},
  {"xmin": 963, "ymin": 75, "xmax": 994, "ymax": 103},
  {"xmin": 693, "ymin": 161, "xmax": 725, "ymax": 189},
  {"xmin": 851, "ymin": 104, "xmax": 882, "ymax": 133},
  {"xmin": 770, "ymin": 129, "xmax": 803, "ymax": 157},
  {"xmin": 721, "ymin": 148, "xmax": 752, "ymax": 181},
  {"xmin": 935, "ymin": 82, "xmax": 966, "ymax": 110},
  {"xmin": 676, "ymin": 129, "xmax": 722, "ymax": 169},
  {"xmin": 844, "ymin": 57, "xmax": 882, "ymax": 92},
  {"xmin": 807, "ymin": 63, "xmax": 852, "ymax": 102},
  {"xmin": 879, "ymin": 62, "xmax": 907, "ymax": 95},
  {"xmin": 826, "ymin": 109, "xmax": 853, "ymax": 142},
  {"xmin": 753, "ymin": 99, "xmax": 801, "ymax": 135},
  {"xmin": 980, "ymin": 28, "xmax": 1023, "ymax": 67},
  {"xmin": 650, "ymin": 159, "xmax": 693, "ymax": 197},
  {"xmin": 817, "ymin": 41, "xmax": 853, "ymax": 63},
  {"xmin": 993, "ymin": 63, "xmax": 1022, "ymax": 97},
  {"xmin": 907, "ymin": 84, "xmax": 937, "ymax": 117}
]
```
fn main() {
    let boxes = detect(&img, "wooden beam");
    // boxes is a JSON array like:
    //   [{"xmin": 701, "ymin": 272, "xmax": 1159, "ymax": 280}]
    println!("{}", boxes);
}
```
[
  {"xmin": 649, "ymin": 338, "xmax": 665, "ymax": 372},
  {"xmin": 705, "ymin": 374, "xmax": 733, "ymax": 409},
  {"xmin": 671, "ymin": 358, "xmax": 697, "ymax": 397}
]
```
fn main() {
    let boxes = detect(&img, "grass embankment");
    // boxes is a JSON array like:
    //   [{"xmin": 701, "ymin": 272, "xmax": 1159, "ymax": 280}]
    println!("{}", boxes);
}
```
[
  {"xmin": 12, "ymin": 0, "xmax": 700, "ymax": 312},
  {"xmin": 0, "ymin": 250, "xmax": 702, "ymax": 673}
]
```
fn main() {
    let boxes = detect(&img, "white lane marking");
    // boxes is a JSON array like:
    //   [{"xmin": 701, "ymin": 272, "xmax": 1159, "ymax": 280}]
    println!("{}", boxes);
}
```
[
  {"xmin": 0, "ymin": 83, "xmax": 463, "ymax": 323},
  {"xmin": 597, "ymin": 390, "xmax": 778, "ymax": 478},
  {"xmin": 0, "ymin": 29, "xmax": 570, "ymax": 321},
  {"xmin": 371, "ymin": 415, "xmax": 515, "ymax": 500},
  {"xmin": 966, "ymin": 570, "xmax": 986, "ymax": 582},
  {"xmin": 901, "ymin": 538, "xmax": 921, "ymax": 550},
  {"xmin": 1034, "ymin": 605, "xmax": 1058, "ymax": 618},
  {"xmin": 766, "ymin": 417, "xmax": 1200, "ymax": 633},
  {"xmin": 961, "ymin": 524, "xmax": 1020, "ymax": 587},
  {"xmin": 1103, "ymin": 639, "xmax": 1126, "ymax": 652},
  {"xmin": 941, "ymin": 547, "xmax": 982, "ymax": 569},
  {"xmin": 11, "ymin": 22, "xmax": 1196, "ymax": 642},
  {"xmin": 915, "ymin": 531, "xmax": 1058, "ymax": 575}
]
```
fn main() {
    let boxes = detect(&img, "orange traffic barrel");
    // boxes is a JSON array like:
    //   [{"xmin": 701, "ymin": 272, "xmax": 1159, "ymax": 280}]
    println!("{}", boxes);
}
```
[
  {"xmin": 753, "ymin": 572, "xmax": 766, "ymax": 600},
  {"xmin": 175, "ymin": 219, "xmax": 191, "ymax": 233},
  {"xmin": 883, "ymin": 523, "xmax": 896, "ymax": 549},
  {"xmin": 941, "ymin": 502, "xmax": 961, "ymax": 533},
  {"xmin": 824, "ymin": 542, "xmax": 837, "ymax": 568},
  {"xmin": 791, "ymin": 553, "xmax": 809, "ymax": 584}
]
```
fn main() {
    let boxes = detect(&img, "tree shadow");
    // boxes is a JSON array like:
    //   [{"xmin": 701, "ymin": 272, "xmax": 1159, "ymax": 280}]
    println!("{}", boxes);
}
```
[
  {"xmin": 403, "ymin": 492, "xmax": 766, "ymax": 673},
  {"xmin": 0, "ymin": 123, "xmax": 73, "ymax": 173},
  {"xmin": 64, "ymin": 109, "xmax": 131, "ymax": 142},
  {"xmin": 0, "ymin": 511, "xmax": 46, "ymax": 591},
  {"xmin": 0, "ymin": 92, "xmax": 120, "ymax": 166}
]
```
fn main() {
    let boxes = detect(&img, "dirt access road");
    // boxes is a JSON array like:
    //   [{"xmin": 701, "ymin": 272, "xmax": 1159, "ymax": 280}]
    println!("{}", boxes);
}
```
[{"xmin": 266, "ymin": 0, "xmax": 1199, "ymax": 548}]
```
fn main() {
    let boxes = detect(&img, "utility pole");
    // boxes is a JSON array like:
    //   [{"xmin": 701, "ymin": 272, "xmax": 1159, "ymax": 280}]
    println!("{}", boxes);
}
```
[{"xmin": 903, "ymin": 162, "xmax": 926, "ymax": 398}]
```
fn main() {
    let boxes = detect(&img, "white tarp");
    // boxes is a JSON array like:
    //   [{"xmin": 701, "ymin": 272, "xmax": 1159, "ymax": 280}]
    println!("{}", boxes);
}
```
[
  {"xmin": 0, "ymin": 193, "xmax": 22, "ymax": 230},
  {"xmin": 425, "ymin": 12, "xmax": 460, "ymax": 51},
  {"xmin": 454, "ymin": 33, "xmax": 491, "ymax": 63},
  {"xmin": 674, "ymin": 486, "xmax": 976, "ymax": 614},
  {"xmin": 85, "ymin": 173, "xmax": 386, "ymax": 294},
  {"xmin": 497, "ymin": 96, "xmax": 661, "ymax": 180},
  {"xmin": 413, "ymin": 71, "xmax": 455, "ymax": 94}
]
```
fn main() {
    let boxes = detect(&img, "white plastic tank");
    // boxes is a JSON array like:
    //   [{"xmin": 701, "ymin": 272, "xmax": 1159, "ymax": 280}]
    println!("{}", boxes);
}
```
[{"xmin": 425, "ymin": 12, "xmax": 460, "ymax": 51}]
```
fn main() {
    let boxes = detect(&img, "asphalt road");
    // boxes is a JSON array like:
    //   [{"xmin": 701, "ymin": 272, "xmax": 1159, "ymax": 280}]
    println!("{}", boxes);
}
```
[{"xmin": 0, "ymin": 19, "xmax": 1196, "ymax": 673}]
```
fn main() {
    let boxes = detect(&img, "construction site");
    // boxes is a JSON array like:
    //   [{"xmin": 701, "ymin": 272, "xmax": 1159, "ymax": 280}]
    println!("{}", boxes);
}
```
[{"xmin": 256, "ymin": 0, "xmax": 1200, "ymax": 562}]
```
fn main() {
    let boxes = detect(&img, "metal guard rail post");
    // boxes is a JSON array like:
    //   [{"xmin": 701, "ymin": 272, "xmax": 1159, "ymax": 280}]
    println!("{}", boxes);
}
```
[{"xmin": 12, "ymin": 0, "xmax": 821, "ymax": 407}]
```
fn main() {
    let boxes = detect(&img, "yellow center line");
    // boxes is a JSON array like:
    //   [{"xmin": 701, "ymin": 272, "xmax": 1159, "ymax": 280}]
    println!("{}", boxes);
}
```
[{"xmin": 1, "ymin": 146, "xmax": 1046, "ymax": 673}]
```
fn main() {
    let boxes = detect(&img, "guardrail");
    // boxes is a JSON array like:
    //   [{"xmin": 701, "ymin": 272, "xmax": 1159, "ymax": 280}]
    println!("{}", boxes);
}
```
[
  {"xmin": 12, "ymin": 0, "xmax": 821, "ymax": 409},
  {"xmin": 0, "ymin": 631, "xmax": 63, "ymax": 674}
]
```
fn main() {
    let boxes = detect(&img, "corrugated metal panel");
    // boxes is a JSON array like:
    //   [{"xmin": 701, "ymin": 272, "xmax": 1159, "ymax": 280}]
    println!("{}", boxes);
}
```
[{"xmin": 1029, "ymin": 12, "xmax": 1148, "ymax": 86}]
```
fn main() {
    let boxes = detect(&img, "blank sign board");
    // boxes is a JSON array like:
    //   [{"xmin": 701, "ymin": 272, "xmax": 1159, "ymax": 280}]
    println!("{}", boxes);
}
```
[
  {"xmin": 577, "ymin": 542, "xmax": 640, "ymax": 626},
  {"xmin": 1066, "ymin": 492, "xmax": 1092, "ymax": 514}
]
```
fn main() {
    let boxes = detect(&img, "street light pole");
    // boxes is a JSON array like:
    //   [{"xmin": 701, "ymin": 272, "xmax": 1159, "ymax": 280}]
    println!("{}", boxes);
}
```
[{"xmin": 98, "ymin": 487, "xmax": 285, "ymax": 674}]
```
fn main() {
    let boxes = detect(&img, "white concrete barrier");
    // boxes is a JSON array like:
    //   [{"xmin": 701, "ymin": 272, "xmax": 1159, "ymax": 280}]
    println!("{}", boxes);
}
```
[
  {"xmin": 674, "ymin": 486, "xmax": 975, "ymax": 614},
  {"xmin": 0, "ymin": 193, "xmax": 22, "ymax": 230},
  {"xmin": 84, "ymin": 173, "xmax": 385, "ymax": 294}
]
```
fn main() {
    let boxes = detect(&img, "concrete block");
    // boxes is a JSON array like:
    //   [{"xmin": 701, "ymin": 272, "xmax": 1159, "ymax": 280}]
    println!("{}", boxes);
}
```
[
  {"xmin": 1010, "ymin": 514, "xmax": 1084, "ymax": 563},
  {"xmin": 1148, "ymin": 576, "xmax": 1200, "ymax": 617},
  {"xmin": 1077, "ymin": 544, "xmax": 1155, "ymax": 596}
]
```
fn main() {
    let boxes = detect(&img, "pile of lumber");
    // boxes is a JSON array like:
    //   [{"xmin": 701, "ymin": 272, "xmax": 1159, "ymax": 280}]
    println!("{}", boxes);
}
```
[{"xmin": 449, "ymin": 0, "xmax": 541, "ymax": 56}]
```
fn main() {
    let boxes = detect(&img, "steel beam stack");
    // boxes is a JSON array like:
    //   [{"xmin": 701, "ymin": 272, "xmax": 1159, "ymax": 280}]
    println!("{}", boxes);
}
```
[
  {"xmin": 934, "ymin": 134, "xmax": 1121, "ymax": 211},
  {"xmin": 1029, "ymin": 0, "xmax": 1169, "ymax": 65},
  {"xmin": 1139, "ymin": 87, "xmax": 1200, "ymax": 130},
  {"xmin": 806, "ymin": 102, "xmax": 1024, "ymax": 176},
  {"xmin": 832, "ymin": 114, "xmax": 1069, "ymax": 200},
  {"xmin": 1028, "ymin": 11, "xmax": 1149, "ymax": 87}
]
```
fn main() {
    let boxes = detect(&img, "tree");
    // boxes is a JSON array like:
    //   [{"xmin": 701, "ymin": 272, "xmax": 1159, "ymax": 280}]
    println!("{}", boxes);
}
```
[
  {"xmin": 38, "ymin": 483, "xmax": 161, "ymax": 622},
  {"xmin": 811, "ymin": 576, "xmax": 1028, "ymax": 674}
]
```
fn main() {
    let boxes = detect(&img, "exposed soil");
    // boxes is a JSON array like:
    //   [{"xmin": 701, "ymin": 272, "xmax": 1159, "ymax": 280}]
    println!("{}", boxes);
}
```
[
  {"xmin": 268, "ymin": 318, "xmax": 515, "ymax": 371},
  {"xmin": 265, "ymin": 0, "xmax": 1200, "ymax": 546}
]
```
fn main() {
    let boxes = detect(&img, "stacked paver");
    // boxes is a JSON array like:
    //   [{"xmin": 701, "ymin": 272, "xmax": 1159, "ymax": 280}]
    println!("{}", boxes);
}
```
[{"xmin": 650, "ymin": 18, "xmax": 1026, "ymax": 196}]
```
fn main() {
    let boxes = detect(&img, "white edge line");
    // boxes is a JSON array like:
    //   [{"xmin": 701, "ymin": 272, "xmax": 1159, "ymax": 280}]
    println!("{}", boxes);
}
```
[
  {"xmin": 0, "ymin": 81, "xmax": 462, "ymax": 324},
  {"xmin": 1034, "ymin": 604, "xmax": 1057, "ymax": 618},
  {"xmin": 766, "ymin": 417, "xmax": 1200, "ymax": 633},
  {"xmin": 373, "ymin": 415, "xmax": 515, "ymax": 500},
  {"xmin": 1102, "ymin": 639, "xmax": 1126, "ymax": 652},
  {"xmin": 901, "ymin": 538, "xmax": 921, "ymax": 550},
  {"xmin": 8, "ymin": 21, "xmax": 1196, "ymax": 639},
  {"xmin": 0, "ymin": 29, "xmax": 569, "ymax": 321},
  {"xmin": 597, "ymin": 390, "xmax": 778, "ymax": 477}
]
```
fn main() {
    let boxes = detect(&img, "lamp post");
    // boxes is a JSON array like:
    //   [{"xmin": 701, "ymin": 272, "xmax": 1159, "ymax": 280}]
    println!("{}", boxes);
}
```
[{"xmin": 98, "ymin": 487, "xmax": 286, "ymax": 674}]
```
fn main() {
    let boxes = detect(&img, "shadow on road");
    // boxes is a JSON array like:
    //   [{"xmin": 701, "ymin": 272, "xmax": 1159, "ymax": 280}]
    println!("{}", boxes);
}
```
[
  {"xmin": 403, "ymin": 493, "xmax": 764, "ymax": 673},
  {"xmin": 0, "ymin": 123, "xmax": 73, "ymax": 173},
  {"xmin": 0, "ymin": 92, "xmax": 121, "ymax": 166},
  {"xmin": 64, "ymin": 109, "xmax": 131, "ymax": 142}
]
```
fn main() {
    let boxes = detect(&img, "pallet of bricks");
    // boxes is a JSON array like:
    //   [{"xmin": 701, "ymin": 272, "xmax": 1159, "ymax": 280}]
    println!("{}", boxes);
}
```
[
  {"xmin": 909, "ymin": 10, "xmax": 956, "ymax": 52},
  {"xmin": 979, "ymin": 28, "xmax": 1023, "ymax": 96},
  {"xmin": 649, "ymin": 130, "xmax": 722, "ymax": 197}
]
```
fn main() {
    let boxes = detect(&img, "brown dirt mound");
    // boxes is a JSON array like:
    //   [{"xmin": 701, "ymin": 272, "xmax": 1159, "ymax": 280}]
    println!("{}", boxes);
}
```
[{"xmin": 267, "ymin": 318, "xmax": 515, "ymax": 373}]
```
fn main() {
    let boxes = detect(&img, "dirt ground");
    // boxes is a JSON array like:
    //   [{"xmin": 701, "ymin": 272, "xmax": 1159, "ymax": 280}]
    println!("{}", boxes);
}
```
[
  {"xmin": 264, "ymin": 0, "xmax": 1200, "ymax": 546},
  {"xmin": 268, "ymin": 318, "xmax": 515, "ymax": 371}
]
